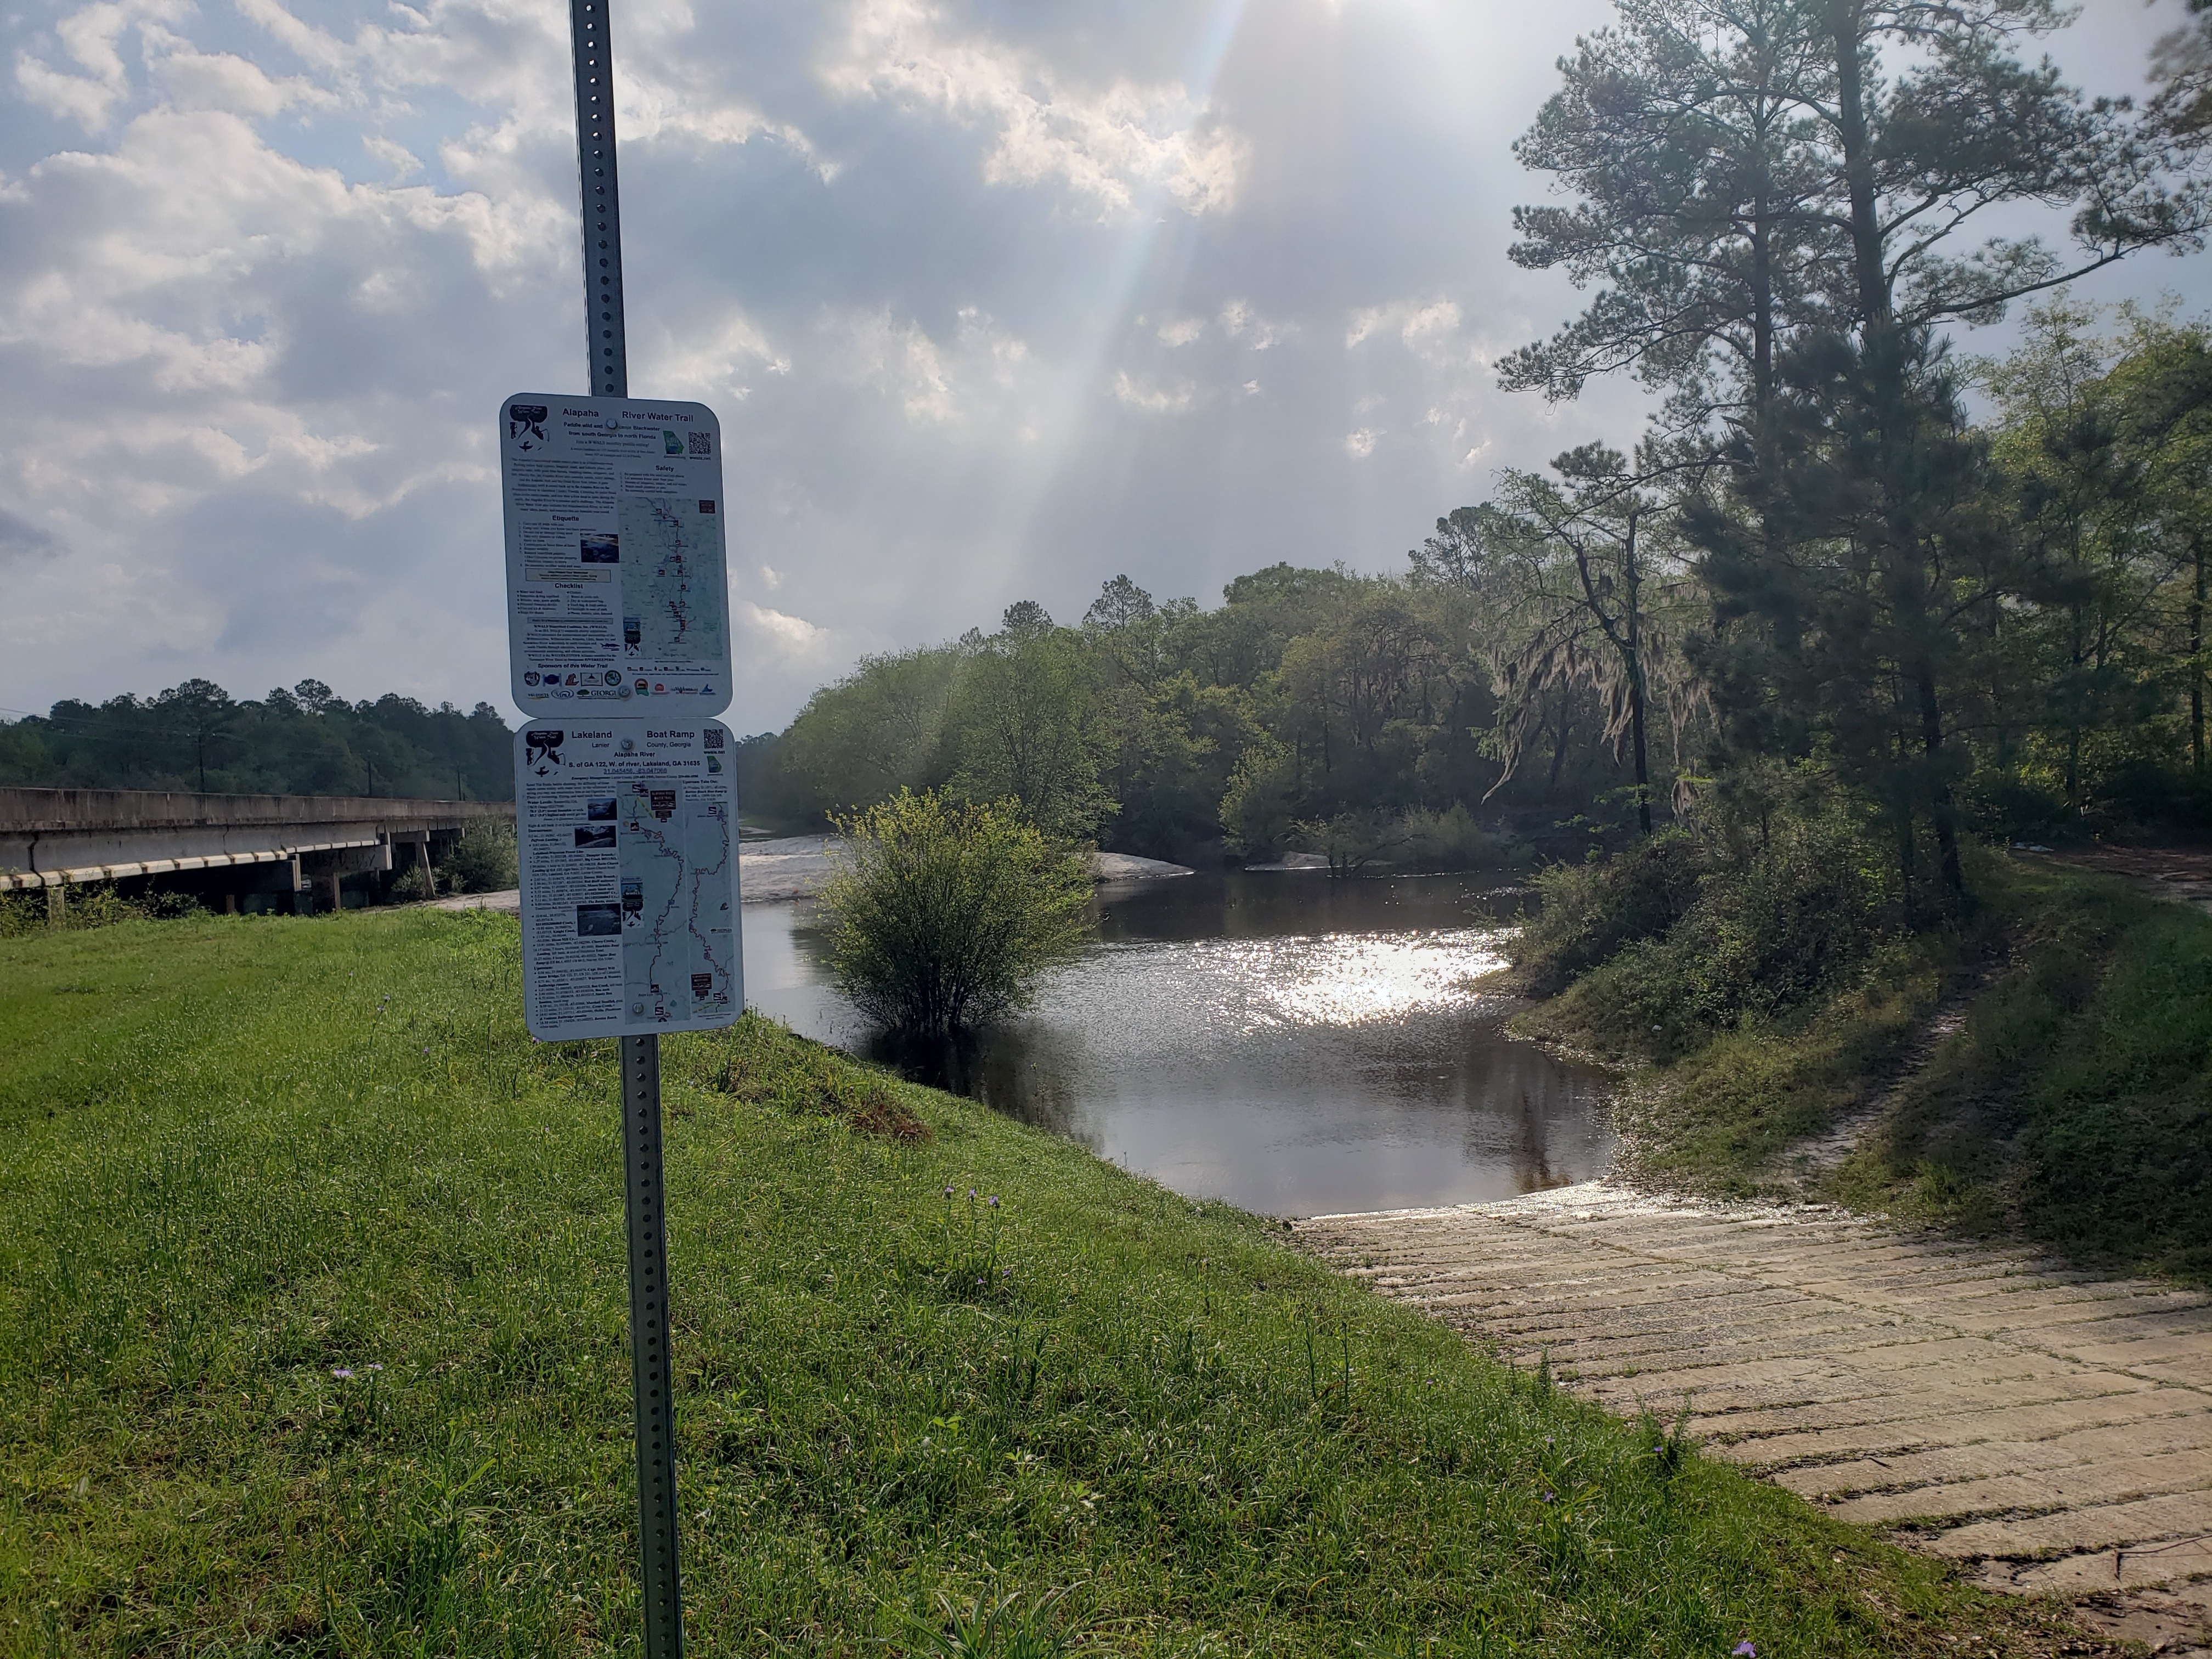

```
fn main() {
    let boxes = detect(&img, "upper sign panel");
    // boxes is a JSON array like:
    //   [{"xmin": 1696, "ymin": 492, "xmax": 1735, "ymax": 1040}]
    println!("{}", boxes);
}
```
[{"xmin": 500, "ymin": 394, "xmax": 731, "ymax": 716}]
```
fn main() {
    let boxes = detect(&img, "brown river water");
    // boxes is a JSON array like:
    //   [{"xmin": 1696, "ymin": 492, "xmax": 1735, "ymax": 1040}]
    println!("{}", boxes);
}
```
[{"xmin": 740, "ymin": 870, "xmax": 1615, "ymax": 1218}]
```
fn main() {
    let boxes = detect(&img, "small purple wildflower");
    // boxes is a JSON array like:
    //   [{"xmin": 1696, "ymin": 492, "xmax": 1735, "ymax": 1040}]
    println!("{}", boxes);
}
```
[
  {"xmin": 944, "ymin": 1185, "xmax": 953, "ymax": 1198},
  {"xmin": 1002, "ymin": 1267, "xmax": 1012, "ymax": 1277},
  {"xmin": 988, "ymin": 1195, "xmax": 999, "ymax": 1209},
  {"xmin": 968, "ymin": 1187, "xmax": 977, "ymax": 1199},
  {"xmin": 1542, "ymin": 1490, "xmax": 1555, "ymax": 1503},
  {"xmin": 975, "ymin": 1278, "xmax": 985, "ymax": 1288},
  {"xmin": 365, "ymin": 1363, "xmax": 385, "ymax": 1373},
  {"xmin": 1733, "ymin": 1645, "xmax": 1757, "ymax": 1657},
  {"xmin": 332, "ymin": 1367, "xmax": 354, "ymax": 1380}
]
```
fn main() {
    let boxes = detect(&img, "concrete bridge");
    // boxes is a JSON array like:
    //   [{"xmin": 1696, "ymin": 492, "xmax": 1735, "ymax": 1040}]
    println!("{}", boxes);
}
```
[{"xmin": 0, "ymin": 787, "xmax": 511, "ymax": 913}]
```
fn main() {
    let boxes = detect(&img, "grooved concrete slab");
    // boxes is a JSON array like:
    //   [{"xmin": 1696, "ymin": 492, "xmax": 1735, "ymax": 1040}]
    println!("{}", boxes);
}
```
[{"xmin": 1295, "ymin": 1181, "xmax": 2212, "ymax": 1599}]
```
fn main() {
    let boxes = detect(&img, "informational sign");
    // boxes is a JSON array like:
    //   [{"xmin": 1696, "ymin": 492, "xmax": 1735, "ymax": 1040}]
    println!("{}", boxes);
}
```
[
  {"xmin": 515, "ymin": 718, "xmax": 742, "ymax": 1041},
  {"xmin": 500, "ymin": 394, "xmax": 732, "ymax": 716}
]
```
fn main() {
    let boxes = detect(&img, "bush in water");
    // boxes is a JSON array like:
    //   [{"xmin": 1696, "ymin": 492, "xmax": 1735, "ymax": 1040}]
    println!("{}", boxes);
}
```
[{"xmin": 823, "ymin": 789, "xmax": 1092, "ymax": 1037}]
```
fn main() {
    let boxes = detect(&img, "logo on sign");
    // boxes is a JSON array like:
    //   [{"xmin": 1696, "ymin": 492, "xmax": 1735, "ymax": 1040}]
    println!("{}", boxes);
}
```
[{"xmin": 525, "ymin": 729, "xmax": 565, "ymax": 774}]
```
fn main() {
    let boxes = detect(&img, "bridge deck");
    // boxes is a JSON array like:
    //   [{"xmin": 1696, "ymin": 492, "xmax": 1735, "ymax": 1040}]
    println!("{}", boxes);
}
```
[{"xmin": 0, "ymin": 787, "xmax": 510, "ymax": 890}]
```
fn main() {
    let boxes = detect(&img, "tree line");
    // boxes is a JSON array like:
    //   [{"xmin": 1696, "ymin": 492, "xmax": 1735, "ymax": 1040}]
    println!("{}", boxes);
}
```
[
  {"xmin": 752, "ymin": 297, "xmax": 2212, "ymax": 875},
  {"xmin": 0, "ymin": 679, "xmax": 516, "ymax": 801}
]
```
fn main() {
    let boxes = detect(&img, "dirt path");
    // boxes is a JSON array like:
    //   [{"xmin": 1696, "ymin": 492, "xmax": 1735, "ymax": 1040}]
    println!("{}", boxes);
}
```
[{"xmin": 1298, "ymin": 1183, "xmax": 2212, "ymax": 1643}]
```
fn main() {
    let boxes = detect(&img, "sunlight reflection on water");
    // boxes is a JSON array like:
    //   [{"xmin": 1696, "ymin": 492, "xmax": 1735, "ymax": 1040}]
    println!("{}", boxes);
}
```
[
  {"xmin": 1218, "ymin": 928, "xmax": 1514, "ymax": 1030},
  {"xmin": 743, "ymin": 873, "xmax": 1614, "ymax": 1217}
]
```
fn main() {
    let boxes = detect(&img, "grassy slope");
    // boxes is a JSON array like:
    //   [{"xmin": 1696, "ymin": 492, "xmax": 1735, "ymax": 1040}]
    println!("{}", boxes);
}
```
[
  {"xmin": 0, "ymin": 912, "xmax": 2078, "ymax": 1656},
  {"xmin": 1832, "ymin": 859, "xmax": 2212, "ymax": 1281},
  {"xmin": 1519, "ymin": 853, "xmax": 2212, "ymax": 1283}
]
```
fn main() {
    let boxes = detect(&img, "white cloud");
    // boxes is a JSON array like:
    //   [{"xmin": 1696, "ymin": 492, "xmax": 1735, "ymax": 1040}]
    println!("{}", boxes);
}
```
[
  {"xmin": 1220, "ymin": 298, "xmax": 1290, "ymax": 349},
  {"xmin": 1112, "ymin": 370, "xmax": 1197, "ymax": 415},
  {"xmin": 645, "ymin": 307, "xmax": 791, "ymax": 404},
  {"xmin": 1344, "ymin": 427, "xmax": 1380, "ymax": 459},
  {"xmin": 148, "ymin": 38, "xmax": 335, "ymax": 117},
  {"xmin": 823, "ymin": 0, "xmax": 1246, "ymax": 220},
  {"xmin": 1343, "ymin": 296, "xmax": 1516, "ymax": 375},
  {"xmin": 362, "ymin": 135, "xmax": 424, "ymax": 180},
  {"xmin": 1157, "ymin": 314, "xmax": 1205, "ymax": 347},
  {"xmin": 739, "ymin": 598, "xmax": 828, "ymax": 659},
  {"xmin": 758, "ymin": 563, "xmax": 783, "ymax": 590},
  {"xmin": 822, "ymin": 306, "xmax": 1036, "ymax": 430},
  {"xmin": 832, "ymin": 309, "xmax": 957, "ymax": 424},
  {"xmin": 14, "ymin": 0, "xmax": 190, "ymax": 130}
]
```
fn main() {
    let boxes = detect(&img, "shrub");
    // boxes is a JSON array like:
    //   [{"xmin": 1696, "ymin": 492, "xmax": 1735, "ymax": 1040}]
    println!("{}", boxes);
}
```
[
  {"xmin": 1282, "ymin": 805, "xmax": 1527, "ymax": 874},
  {"xmin": 822, "ymin": 789, "xmax": 1093, "ymax": 1037},
  {"xmin": 1400, "ymin": 804, "xmax": 1525, "ymax": 872},
  {"xmin": 440, "ymin": 819, "xmax": 517, "ymax": 894},
  {"xmin": 0, "ymin": 884, "xmax": 200, "ymax": 936},
  {"xmin": 1525, "ymin": 806, "xmax": 1901, "ymax": 1055},
  {"xmin": 1510, "ymin": 830, "xmax": 1707, "ymax": 995}
]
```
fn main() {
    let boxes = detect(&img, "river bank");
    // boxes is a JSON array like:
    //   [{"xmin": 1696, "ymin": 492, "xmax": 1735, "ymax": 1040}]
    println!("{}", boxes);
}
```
[
  {"xmin": 0, "ymin": 909, "xmax": 2106, "ymax": 1654},
  {"xmin": 1510, "ymin": 849, "xmax": 2212, "ymax": 1286}
]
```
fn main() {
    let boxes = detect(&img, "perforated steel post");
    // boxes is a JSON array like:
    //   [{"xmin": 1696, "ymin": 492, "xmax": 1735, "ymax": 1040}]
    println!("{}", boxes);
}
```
[
  {"xmin": 619, "ymin": 1029, "xmax": 682, "ymax": 1656},
  {"xmin": 571, "ymin": 0, "xmax": 628, "ymax": 400},
  {"xmin": 569, "ymin": 1, "xmax": 683, "ymax": 1652}
]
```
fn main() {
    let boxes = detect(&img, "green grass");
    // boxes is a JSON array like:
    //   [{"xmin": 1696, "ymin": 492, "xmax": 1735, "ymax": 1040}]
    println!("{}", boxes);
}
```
[
  {"xmin": 1830, "ymin": 859, "xmax": 2212, "ymax": 1282},
  {"xmin": 0, "ymin": 910, "xmax": 2080, "ymax": 1654},
  {"xmin": 1520, "ymin": 928, "xmax": 1961, "ymax": 1194}
]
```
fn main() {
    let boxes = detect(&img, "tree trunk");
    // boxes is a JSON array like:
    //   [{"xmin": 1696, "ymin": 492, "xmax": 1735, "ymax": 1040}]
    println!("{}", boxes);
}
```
[
  {"xmin": 1547, "ymin": 702, "xmax": 1575, "ymax": 797},
  {"xmin": 1624, "ymin": 511, "xmax": 1653, "ymax": 836},
  {"xmin": 2193, "ymin": 537, "xmax": 2206, "ymax": 777},
  {"xmin": 1828, "ymin": 0, "xmax": 1887, "ymax": 330},
  {"xmin": 1629, "ymin": 681, "xmax": 1652, "ymax": 836},
  {"xmin": 1917, "ymin": 668, "xmax": 1964, "ymax": 900},
  {"xmin": 1751, "ymin": 165, "xmax": 1774, "ymax": 413}
]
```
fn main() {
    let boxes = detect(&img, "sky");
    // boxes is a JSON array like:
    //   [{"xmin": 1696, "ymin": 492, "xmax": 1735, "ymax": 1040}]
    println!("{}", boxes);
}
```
[{"xmin": 2, "ymin": 0, "xmax": 2208, "ymax": 732}]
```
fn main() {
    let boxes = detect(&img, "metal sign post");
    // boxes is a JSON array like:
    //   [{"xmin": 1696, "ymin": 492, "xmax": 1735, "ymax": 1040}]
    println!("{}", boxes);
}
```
[
  {"xmin": 572, "ymin": 0, "xmax": 627, "ymax": 404},
  {"xmin": 566, "ymin": 2, "xmax": 684, "ymax": 1652}
]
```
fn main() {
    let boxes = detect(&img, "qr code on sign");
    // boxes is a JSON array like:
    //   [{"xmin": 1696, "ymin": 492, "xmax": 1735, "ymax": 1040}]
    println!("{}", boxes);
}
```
[{"xmin": 688, "ymin": 432, "xmax": 713, "ymax": 456}]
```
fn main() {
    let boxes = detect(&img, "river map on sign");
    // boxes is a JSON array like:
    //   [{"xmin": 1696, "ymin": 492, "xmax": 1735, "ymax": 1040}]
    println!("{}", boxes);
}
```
[
  {"xmin": 619, "ymin": 780, "xmax": 736, "ymax": 1023},
  {"xmin": 619, "ymin": 496, "xmax": 725, "ymax": 663}
]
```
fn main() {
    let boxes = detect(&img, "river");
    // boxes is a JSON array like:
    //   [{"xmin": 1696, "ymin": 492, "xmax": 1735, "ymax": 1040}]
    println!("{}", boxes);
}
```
[{"xmin": 741, "ymin": 870, "xmax": 1615, "ymax": 1217}]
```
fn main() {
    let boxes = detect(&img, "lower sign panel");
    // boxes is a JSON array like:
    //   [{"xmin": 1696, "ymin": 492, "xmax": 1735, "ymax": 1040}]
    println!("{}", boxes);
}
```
[{"xmin": 516, "ymin": 718, "xmax": 743, "ymax": 1040}]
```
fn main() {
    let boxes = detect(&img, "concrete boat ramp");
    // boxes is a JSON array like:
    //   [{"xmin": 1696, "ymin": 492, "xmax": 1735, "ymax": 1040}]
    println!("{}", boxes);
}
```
[{"xmin": 1297, "ymin": 1182, "xmax": 2212, "ymax": 1639}]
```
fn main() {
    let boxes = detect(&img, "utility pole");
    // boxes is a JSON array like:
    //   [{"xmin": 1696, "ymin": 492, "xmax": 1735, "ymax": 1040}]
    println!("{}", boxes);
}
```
[{"xmin": 568, "ymin": 3, "xmax": 684, "ymax": 1652}]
